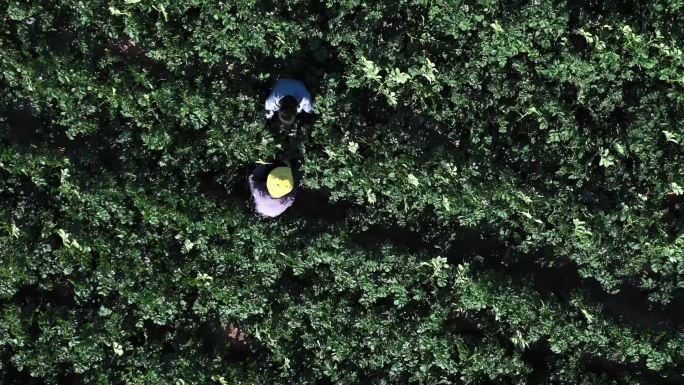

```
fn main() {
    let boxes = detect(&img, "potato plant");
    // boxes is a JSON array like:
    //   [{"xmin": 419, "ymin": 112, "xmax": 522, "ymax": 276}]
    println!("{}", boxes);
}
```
[{"xmin": 1, "ymin": 0, "xmax": 684, "ymax": 384}]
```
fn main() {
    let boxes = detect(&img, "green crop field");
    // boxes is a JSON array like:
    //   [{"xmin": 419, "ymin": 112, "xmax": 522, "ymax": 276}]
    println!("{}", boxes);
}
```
[{"xmin": 1, "ymin": 1, "xmax": 684, "ymax": 384}]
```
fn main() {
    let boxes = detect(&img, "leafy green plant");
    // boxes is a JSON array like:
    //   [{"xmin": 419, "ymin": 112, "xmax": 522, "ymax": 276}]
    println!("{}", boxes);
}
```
[{"xmin": 2, "ymin": 0, "xmax": 684, "ymax": 384}]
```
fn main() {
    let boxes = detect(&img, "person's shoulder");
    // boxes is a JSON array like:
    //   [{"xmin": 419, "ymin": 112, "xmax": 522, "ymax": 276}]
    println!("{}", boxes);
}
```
[
  {"xmin": 277, "ymin": 78, "xmax": 299, "ymax": 84},
  {"xmin": 277, "ymin": 78, "xmax": 307, "ymax": 89},
  {"xmin": 249, "ymin": 179, "xmax": 267, "ymax": 194},
  {"xmin": 285, "ymin": 188, "xmax": 298, "ymax": 200}
]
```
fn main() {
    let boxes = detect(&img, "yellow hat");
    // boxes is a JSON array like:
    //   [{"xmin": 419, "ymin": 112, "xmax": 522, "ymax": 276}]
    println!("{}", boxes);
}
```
[{"xmin": 266, "ymin": 167, "xmax": 294, "ymax": 198}]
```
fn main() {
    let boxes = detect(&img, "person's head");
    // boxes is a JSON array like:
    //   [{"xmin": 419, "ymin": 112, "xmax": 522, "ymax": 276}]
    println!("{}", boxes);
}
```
[
  {"xmin": 278, "ymin": 95, "xmax": 298, "ymax": 125},
  {"xmin": 266, "ymin": 166, "xmax": 294, "ymax": 198}
]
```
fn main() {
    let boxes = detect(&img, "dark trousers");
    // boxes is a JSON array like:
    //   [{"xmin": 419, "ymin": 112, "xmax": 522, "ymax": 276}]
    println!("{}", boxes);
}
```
[{"xmin": 266, "ymin": 112, "xmax": 314, "ymax": 158}]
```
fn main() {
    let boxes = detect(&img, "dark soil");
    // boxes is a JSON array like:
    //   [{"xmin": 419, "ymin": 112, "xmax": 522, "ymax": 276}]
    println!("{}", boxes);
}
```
[
  {"xmin": 4, "ymin": 107, "xmax": 43, "ymax": 146},
  {"xmin": 290, "ymin": 187, "xmax": 351, "ymax": 222},
  {"xmin": 199, "ymin": 320, "xmax": 251, "ymax": 363},
  {"xmin": 445, "ymin": 227, "xmax": 684, "ymax": 331}
]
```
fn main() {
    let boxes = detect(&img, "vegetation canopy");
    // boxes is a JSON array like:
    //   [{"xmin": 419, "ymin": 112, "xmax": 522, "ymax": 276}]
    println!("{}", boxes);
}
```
[{"xmin": 1, "ymin": 0, "xmax": 684, "ymax": 384}]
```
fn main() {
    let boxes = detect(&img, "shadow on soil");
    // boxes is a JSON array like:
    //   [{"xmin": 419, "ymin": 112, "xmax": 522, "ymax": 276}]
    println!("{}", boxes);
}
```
[
  {"xmin": 198, "ymin": 320, "xmax": 252, "ymax": 363},
  {"xmin": 4, "ymin": 107, "xmax": 44, "ymax": 146},
  {"xmin": 446, "ymin": 227, "xmax": 684, "ymax": 331},
  {"xmin": 290, "ymin": 187, "xmax": 351, "ymax": 222},
  {"xmin": 353, "ymin": 224, "xmax": 429, "ymax": 252}
]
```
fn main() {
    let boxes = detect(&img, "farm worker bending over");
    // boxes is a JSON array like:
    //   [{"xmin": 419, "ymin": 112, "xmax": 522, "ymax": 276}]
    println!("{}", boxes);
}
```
[
  {"xmin": 249, "ymin": 163, "xmax": 297, "ymax": 218},
  {"xmin": 265, "ymin": 79, "xmax": 313, "ymax": 125}
]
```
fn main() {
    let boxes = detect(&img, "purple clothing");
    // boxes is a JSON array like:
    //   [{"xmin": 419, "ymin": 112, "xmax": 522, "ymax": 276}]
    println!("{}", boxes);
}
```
[{"xmin": 249, "ymin": 175, "xmax": 296, "ymax": 218}]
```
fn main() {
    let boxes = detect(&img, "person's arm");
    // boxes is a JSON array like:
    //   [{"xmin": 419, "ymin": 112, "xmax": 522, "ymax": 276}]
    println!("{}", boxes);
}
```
[
  {"xmin": 284, "ymin": 80, "xmax": 311, "ymax": 114},
  {"xmin": 249, "ymin": 171, "xmax": 271, "ymax": 200},
  {"xmin": 248, "ymin": 174, "xmax": 257, "ymax": 189},
  {"xmin": 298, "ymin": 97, "xmax": 314, "ymax": 114},
  {"xmin": 251, "ymin": 165, "xmax": 270, "ymax": 183},
  {"xmin": 265, "ymin": 93, "xmax": 279, "ymax": 118}
]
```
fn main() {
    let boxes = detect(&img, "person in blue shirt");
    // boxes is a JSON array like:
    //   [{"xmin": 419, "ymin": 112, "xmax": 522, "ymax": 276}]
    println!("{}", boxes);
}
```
[{"xmin": 264, "ymin": 79, "xmax": 313, "ymax": 125}]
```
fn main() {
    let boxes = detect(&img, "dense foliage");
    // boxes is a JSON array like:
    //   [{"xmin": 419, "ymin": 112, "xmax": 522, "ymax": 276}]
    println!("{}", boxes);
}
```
[{"xmin": 2, "ymin": 0, "xmax": 684, "ymax": 384}]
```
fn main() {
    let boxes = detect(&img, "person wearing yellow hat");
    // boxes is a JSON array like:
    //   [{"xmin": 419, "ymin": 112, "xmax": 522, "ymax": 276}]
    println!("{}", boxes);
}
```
[{"xmin": 248, "ymin": 162, "xmax": 297, "ymax": 217}]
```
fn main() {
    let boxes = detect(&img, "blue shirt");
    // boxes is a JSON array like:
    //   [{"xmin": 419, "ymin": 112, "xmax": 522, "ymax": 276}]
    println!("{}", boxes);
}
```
[{"xmin": 264, "ymin": 79, "xmax": 313, "ymax": 118}]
